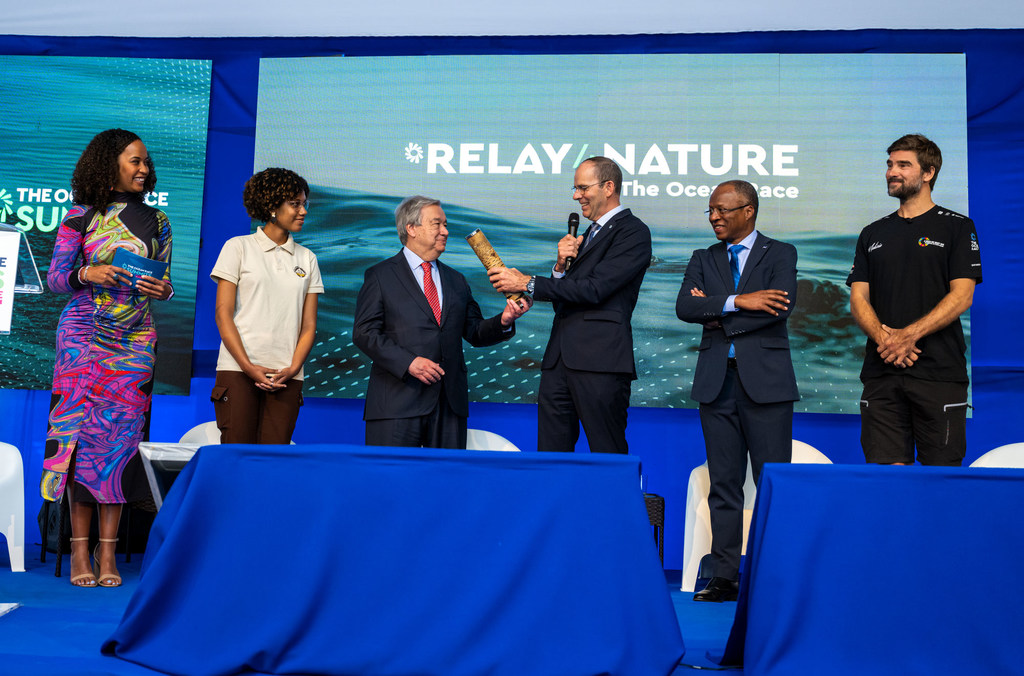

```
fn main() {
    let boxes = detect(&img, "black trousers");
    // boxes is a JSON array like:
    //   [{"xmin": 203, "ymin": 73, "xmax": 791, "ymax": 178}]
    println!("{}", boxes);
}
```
[
  {"xmin": 364, "ymin": 383, "xmax": 467, "ymax": 450},
  {"xmin": 699, "ymin": 364, "xmax": 792, "ymax": 580},
  {"xmin": 538, "ymin": 357, "xmax": 631, "ymax": 454}
]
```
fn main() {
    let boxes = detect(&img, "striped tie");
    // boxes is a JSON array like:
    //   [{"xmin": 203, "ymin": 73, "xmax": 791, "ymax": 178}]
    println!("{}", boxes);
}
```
[{"xmin": 422, "ymin": 261, "xmax": 441, "ymax": 324}]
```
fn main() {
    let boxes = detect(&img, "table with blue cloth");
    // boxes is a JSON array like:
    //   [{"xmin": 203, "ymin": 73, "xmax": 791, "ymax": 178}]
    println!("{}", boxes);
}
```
[
  {"xmin": 103, "ymin": 444, "xmax": 684, "ymax": 676},
  {"xmin": 718, "ymin": 463, "xmax": 1024, "ymax": 674}
]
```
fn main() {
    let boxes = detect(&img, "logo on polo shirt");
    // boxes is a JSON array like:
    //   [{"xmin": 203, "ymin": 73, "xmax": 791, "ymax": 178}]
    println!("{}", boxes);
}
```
[
  {"xmin": 294, "ymin": 266, "xmax": 306, "ymax": 278},
  {"xmin": 868, "ymin": 242, "xmax": 883, "ymax": 252},
  {"xmin": 917, "ymin": 237, "xmax": 945, "ymax": 248}
]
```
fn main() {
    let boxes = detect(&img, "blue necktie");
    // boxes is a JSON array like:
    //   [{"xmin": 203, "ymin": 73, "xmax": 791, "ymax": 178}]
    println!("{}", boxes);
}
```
[
  {"xmin": 728, "ymin": 244, "xmax": 745, "ymax": 358},
  {"xmin": 584, "ymin": 222, "xmax": 600, "ymax": 248},
  {"xmin": 729, "ymin": 244, "xmax": 745, "ymax": 291}
]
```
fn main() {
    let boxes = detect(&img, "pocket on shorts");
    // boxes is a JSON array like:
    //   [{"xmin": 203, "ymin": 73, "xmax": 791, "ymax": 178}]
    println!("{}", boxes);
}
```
[{"xmin": 942, "ymin": 401, "xmax": 968, "ymax": 457}]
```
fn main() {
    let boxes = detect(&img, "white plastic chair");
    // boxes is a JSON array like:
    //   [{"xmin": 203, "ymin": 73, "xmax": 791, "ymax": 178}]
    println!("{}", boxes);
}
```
[
  {"xmin": 179, "ymin": 421, "xmax": 222, "ymax": 444},
  {"xmin": 466, "ymin": 429, "xmax": 521, "ymax": 452},
  {"xmin": 0, "ymin": 442, "xmax": 26, "ymax": 572},
  {"xmin": 969, "ymin": 443, "xmax": 1024, "ymax": 468},
  {"xmin": 680, "ymin": 440, "xmax": 831, "ymax": 591}
]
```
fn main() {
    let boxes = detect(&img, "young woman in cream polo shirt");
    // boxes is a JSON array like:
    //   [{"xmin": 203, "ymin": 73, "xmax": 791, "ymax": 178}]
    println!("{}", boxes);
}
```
[{"xmin": 210, "ymin": 168, "xmax": 324, "ymax": 443}]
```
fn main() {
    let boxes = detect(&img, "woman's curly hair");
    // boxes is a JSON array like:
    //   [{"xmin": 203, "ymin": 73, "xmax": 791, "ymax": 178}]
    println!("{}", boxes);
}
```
[
  {"xmin": 71, "ymin": 129, "xmax": 156, "ymax": 209},
  {"xmin": 243, "ymin": 168, "xmax": 310, "ymax": 223}
]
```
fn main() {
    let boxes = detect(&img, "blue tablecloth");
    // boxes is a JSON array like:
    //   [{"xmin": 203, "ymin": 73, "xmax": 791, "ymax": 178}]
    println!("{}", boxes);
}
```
[
  {"xmin": 719, "ymin": 463, "xmax": 1024, "ymax": 674},
  {"xmin": 103, "ymin": 444, "xmax": 684, "ymax": 676}
]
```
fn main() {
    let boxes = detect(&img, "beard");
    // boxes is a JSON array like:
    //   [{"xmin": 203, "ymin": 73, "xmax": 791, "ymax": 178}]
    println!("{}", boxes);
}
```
[{"xmin": 887, "ymin": 176, "xmax": 924, "ymax": 200}]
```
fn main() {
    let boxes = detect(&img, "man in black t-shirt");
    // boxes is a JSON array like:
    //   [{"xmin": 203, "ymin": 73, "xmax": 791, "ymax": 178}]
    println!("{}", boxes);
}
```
[{"xmin": 847, "ymin": 134, "xmax": 982, "ymax": 465}]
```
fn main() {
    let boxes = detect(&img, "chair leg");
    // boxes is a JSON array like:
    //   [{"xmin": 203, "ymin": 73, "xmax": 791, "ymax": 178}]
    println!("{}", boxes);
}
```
[
  {"xmin": 40, "ymin": 499, "xmax": 50, "ymax": 563},
  {"xmin": 54, "ymin": 493, "xmax": 66, "ymax": 578},
  {"xmin": 124, "ymin": 505, "xmax": 132, "ymax": 563}
]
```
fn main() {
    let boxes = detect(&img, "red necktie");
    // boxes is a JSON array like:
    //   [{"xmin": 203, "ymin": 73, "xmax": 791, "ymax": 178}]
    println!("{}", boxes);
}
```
[{"xmin": 422, "ymin": 261, "xmax": 441, "ymax": 324}]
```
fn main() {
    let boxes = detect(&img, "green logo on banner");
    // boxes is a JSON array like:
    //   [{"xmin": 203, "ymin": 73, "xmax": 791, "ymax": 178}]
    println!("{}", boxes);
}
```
[{"xmin": 0, "ymin": 189, "xmax": 13, "ymax": 221}]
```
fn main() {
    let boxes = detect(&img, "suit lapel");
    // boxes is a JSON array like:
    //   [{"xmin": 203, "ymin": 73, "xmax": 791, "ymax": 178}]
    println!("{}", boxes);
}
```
[
  {"xmin": 713, "ymin": 242, "xmax": 733, "ymax": 292},
  {"xmin": 736, "ymin": 233, "xmax": 770, "ymax": 292},
  {"xmin": 572, "ymin": 223, "xmax": 599, "ymax": 269},
  {"xmin": 573, "ymin": 208, "xmax": 629, "ymax": 269},
  {"xmin": 392, "ymin": 252, "xmax": 438, "ymax": 325},
  {"xmin": 436, "ymin": 261, "xmax": 457, "ymax": 327}
]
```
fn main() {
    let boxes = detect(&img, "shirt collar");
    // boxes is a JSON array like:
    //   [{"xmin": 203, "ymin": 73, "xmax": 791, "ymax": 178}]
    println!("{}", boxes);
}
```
[
  {"xmin": 593, "ymin": 204, "xmax": 626, "ymax": 227},
  {"xmin": 255, "ymin": 226, "xmax": 295, "ymax": 254},
  {"xmin": 403, "ymin": 246, "xmax": 436, "ymax": 271},
  {"xmin": 733, "ymin": 229, "xmax": 759, "ymax": 251}
]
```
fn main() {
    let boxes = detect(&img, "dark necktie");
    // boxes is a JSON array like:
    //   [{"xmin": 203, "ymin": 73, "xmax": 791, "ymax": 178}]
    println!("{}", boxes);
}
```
[
  {"xmin": 584, "ymin": 222, "xmax": 601, "ymax": 248},
  {"xmin": 421, "ymin": 261, "xmax": 441, "ymax": 325}
]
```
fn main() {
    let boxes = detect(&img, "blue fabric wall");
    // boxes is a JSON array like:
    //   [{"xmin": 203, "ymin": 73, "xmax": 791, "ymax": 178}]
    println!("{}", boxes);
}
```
[{"xmin": 2, "ymin": 29, "xmax": 1021, "ymax": 569}]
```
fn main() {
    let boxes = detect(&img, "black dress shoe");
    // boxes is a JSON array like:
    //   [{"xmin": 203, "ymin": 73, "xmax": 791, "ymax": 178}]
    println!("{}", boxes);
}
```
[{"xmin": 693, "ymin": 576, "xmax": 739, "ymax": 603}]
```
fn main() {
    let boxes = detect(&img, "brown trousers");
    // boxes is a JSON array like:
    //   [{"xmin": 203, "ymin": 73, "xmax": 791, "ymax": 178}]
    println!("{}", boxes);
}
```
[{"xmin": 211, "ymin": 371, "xmax": 303, "ymax": 444}]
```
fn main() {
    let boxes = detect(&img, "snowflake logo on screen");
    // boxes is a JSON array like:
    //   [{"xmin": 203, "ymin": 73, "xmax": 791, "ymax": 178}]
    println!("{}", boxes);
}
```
[
  {"xmin": 0, "ymin": 189, "xmax": 13, "ymax": 221},
  {"xmin": 404, "ymin": 143, "xmax": 424, "ymax": 164}
]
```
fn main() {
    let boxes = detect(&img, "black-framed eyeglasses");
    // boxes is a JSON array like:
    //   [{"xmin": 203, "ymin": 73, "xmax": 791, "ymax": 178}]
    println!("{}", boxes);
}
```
[
  {"xmin": 704, "ymin": 204, "xmax": 750, "ymax": 216},
  {"xmin": 572, "ymin": 181, "xmax": 608, "ymax": 196}
]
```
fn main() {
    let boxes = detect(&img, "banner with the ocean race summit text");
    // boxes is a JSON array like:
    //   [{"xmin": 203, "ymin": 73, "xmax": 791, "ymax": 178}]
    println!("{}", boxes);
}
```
[
  {"xmin": 0, "ymin": 56, "xmax": 211, "ymax": 395},
  {"xmin": 254, "ymin": 53, "xmax": 967, "ymax": 413}
]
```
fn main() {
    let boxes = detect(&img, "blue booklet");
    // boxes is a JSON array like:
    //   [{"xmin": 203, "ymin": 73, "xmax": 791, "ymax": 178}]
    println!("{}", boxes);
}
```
[{"xmin": 111, "ymin": 247, "xmax": 169, "ymax": 288}]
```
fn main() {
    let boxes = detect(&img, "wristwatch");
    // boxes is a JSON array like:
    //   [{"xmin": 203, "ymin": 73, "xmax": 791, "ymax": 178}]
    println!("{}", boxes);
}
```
[{"xmin": 526, "ymin": 275, "xmax": 536, "ymax": 295}]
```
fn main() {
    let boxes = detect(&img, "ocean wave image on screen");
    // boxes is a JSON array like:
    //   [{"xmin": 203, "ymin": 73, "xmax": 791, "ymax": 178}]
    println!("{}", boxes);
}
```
[{"xmin": 297, "ymin": 186, "xmax": 881, "ymax": 414}]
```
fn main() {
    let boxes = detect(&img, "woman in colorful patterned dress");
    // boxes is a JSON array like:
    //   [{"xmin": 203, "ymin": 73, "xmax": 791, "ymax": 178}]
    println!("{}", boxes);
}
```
[{"xmin": 40, "ymin": 129, "xmax": 173, "ymax": 587}]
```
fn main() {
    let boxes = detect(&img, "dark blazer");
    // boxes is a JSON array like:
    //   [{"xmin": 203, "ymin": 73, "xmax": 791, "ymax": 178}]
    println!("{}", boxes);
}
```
[
  {"xmin": 675, "ymin": 232, "xmax": 799, "ymax": 404},
  {"xmin": 533, "ymin": 208, "xmax": 652, "ymax": 376},
  {"xmin": 353, "ymin": 252, "xmax": 513, "ymax": 421}
]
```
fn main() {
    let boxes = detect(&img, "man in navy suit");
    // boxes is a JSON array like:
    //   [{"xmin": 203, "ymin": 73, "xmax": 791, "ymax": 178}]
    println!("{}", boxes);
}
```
[
  {"xmin": 676, "ymin": 179, "xmax": 799, "ymax": 602},
  {"xmin": 353, "ymin": 196, "xmax": 528, "ymax": 449},
  {"xmin": 489, "ymin": 156, "xmax": 651, "ymax": 454}
]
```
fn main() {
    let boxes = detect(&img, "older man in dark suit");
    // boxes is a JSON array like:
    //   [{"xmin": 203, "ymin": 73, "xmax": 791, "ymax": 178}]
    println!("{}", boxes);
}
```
[
  {"xmin": 676, "ymin": 179, "xmax": 799, "ymax": 602},
  {"xmin": 489, "ymin": 156, "xmax": 651, "ymax": 454},
  {"xmin": 353, "ymin": 196, "xmax": 528, "ymax": 449}
]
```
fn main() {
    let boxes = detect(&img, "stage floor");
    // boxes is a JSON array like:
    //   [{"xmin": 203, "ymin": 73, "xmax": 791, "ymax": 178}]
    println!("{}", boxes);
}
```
[{"xmin": 0, "ymin": 553, "xmax": 732, "ymax": 675}]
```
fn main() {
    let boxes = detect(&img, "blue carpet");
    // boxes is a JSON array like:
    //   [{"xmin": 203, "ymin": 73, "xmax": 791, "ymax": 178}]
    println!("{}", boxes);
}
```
[
  {"xmin": 0, "ymin": 552, "xmax": 163, "ymax": 675},
  {"xmin": 2, "ymin": 548, "xmax": 738, "ymax": 675},
  {"xmin": 665, "ymin": 571, "xmax": 740, "ymax": 673}
]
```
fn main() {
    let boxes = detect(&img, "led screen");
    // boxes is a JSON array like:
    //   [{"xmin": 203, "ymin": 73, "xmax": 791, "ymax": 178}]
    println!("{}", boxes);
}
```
[
  {"xmin": 0, "ymin": 55, "xmax": 212, "ymax": 394},
  {"xmin": 254, "ymin": 53, "xmax": 967, "ymax": 413}
]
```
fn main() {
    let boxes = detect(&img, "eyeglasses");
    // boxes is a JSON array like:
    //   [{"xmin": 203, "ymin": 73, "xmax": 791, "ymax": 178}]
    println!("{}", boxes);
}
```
[
  {"xmin": 704, "ymin": 204, "xmax": 750, "ymax": 216},
  {"xmin": 285, "ymin": 200, "xmax": 310, "ymax": 210},
  {"xmin": 571, "ymin": 181, "xmax": 608, "ymax": 196}
]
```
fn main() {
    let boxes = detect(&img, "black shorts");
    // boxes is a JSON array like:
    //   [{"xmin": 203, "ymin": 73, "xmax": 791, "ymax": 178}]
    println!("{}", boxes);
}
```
[{"xmin": 859, "ymin": 375, "xmax": 968, "ymax": 466}]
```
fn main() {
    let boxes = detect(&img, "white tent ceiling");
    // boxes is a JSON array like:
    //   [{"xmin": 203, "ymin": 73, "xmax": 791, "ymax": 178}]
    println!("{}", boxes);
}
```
[{"xmin": 6, "ymin": 0, "xmax": 1024, "ymax": 38}]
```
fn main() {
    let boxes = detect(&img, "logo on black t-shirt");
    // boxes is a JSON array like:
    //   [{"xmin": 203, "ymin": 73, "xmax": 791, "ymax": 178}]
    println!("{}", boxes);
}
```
[{"xmin": 917, "ymin": 237, "xmax": 945, "ymax": 248}]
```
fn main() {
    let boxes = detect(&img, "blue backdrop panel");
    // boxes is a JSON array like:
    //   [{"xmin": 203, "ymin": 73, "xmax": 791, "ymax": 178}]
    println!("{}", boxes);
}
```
[
  {"xmin": 720, "ymin": 464, "xmax": 1024, "ymax": 673},
  {"xmin": 103, "ymin": 444, "xmax": 684, "ymax": 676},
  {"xmin": 2, "ymin": 29, "xmax": 1024, "ymax": 572}
]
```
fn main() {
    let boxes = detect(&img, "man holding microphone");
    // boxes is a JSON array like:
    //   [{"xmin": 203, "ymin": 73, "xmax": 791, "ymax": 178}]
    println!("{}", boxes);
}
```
[{"xmin": 489, "ymin": 156, "xmax": 652, "ymax": 454}]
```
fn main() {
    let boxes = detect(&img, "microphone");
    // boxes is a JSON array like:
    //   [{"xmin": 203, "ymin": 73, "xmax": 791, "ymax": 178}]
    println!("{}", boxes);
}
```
[{"xmin": 565, "ymin": 212, "xmax": 580, "ymax": 269}]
